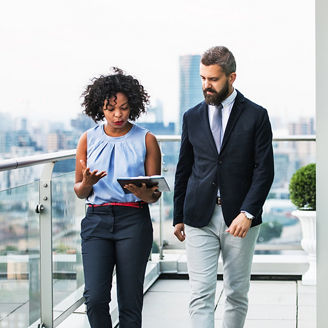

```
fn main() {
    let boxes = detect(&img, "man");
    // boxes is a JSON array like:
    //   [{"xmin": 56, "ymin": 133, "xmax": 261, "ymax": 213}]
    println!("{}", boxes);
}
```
[{"xmin": 173, "ymin": 46, "xmax": 274, "ymax": 328}]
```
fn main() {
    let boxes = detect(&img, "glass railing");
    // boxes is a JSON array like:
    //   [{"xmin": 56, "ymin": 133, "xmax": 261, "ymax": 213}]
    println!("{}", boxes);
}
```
[
  {"xmin": 0, "ymin": 135, "xmax": 316, "ymax": 327},
  {"xmin": 51, "ymin": 171, "xmax": 85, "ymax": 325},
  {"xmin": 154, "ymin": 136, "xmax": 316, "ymax": 256},
  {"xmin": 0, "ymin": 152, "xmax": 79, "ymax": 328},
  {"xmin": 0, "ymin": 181, "xmax": 40, "ymax": 327}
]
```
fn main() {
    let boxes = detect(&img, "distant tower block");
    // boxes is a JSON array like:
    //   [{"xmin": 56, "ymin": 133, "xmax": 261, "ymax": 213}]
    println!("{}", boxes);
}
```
[{"xmin": 178, "ymin": 55, "xmax": 203, "ymax": 133}]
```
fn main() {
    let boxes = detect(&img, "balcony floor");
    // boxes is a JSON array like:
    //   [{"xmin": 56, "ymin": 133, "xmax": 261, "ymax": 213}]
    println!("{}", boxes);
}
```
[{"xmin": 58, "ymin": 279, "xmax": 316, "ymax": 328}]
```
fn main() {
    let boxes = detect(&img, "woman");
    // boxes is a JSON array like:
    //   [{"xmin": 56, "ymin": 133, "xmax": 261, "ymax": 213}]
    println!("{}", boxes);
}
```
[{"xmin": 74, "ymin": 67, "xmax": 161, "ymax": 328}]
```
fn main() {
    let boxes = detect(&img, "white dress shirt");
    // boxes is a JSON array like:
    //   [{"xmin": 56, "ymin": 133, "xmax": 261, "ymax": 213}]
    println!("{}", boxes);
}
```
[
  {"xmin": 208, "ymin": 88, "xmax": 237, "ymax": 150},
  {"xmin": 208, "ymin": 88, "xmax": 254, "ymax": 219}
]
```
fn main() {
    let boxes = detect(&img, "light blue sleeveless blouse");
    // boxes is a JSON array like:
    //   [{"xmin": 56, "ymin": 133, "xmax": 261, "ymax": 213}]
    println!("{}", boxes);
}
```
[{"xmin": 86, "ymin": 124, "xmax": 148, "ymax": 204}]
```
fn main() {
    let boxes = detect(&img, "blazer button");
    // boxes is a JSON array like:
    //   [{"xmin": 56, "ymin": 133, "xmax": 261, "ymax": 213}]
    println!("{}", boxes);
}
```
[
  {"xmin": 211, "ymin": 182, "xmax": 216, "ymax": 186},
  {"xmin": 218, "ymin": 160, "xmax": 223, "ymax": 164}
]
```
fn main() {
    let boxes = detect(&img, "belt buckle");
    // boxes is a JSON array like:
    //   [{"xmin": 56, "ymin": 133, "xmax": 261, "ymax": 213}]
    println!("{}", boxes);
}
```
[{"xmin": 216, "ymin": 197, "xmax": 222, "ymax": 206}]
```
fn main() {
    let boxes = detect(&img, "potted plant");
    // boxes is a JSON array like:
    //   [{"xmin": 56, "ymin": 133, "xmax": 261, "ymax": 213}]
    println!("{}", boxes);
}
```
[{"xmin": 289, "ymin": 163, "xmax": 316, "ymax": 285}]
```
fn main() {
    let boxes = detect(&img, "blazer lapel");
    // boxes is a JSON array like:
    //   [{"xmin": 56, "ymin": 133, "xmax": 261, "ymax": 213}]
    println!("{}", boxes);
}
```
[
  {"xmin": 199, "ymin": 101, "xmax": 219, "ymax": 156},
  {"xmin": 220, "ymin": 91, "xmax": 245, "ymax": 154}
]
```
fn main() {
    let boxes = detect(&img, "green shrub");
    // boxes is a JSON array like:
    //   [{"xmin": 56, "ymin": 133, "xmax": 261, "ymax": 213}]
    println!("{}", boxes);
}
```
[{"xmin": 289, "ymin": 163, "xmax": 316, "ymax": 210}]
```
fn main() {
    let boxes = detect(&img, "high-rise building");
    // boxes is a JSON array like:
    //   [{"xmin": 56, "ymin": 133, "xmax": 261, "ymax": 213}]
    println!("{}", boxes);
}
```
[
  {"xmin": 0, "ymin": 113, "xmax": 14, "ymax": 132},
  {"xmin": 178, "ymin": 55, "xmax": 203, "ymax": 133},
  {"xmin": 47, "ymin": 130, "xmax": 76, "ymax": 152},
  {"xmin": 137, "ymin": 99, "xmax": 164, "ymax": 123},
  {"xmin": 288, "ymin": 117, "xmax": 316, "ymax": 167},
  {"xmin": 137, "ymin": 122, "xmax": 175, "ymax": 135},
  {"xmin": 70, "ymin": 114, "xmax": 95, "ymax": 133},
  {"xmin": 288, "ymin": 117, "xmax": 315, "ymax": 135},
  {"xmin": 150, "ymin": 99, "xmax": 164, "ymax": 123}
]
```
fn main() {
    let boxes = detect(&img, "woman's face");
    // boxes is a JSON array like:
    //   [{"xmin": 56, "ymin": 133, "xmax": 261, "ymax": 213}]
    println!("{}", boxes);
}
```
[{"xmin": 103, "ymin": 92, "xmax": 131, "ymax": 132}]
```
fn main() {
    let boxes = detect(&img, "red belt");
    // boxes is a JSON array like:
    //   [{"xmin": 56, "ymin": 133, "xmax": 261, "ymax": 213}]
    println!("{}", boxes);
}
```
[{"xmin": 88, "ymin": 201, "xmax": 146, "ymax": 208}]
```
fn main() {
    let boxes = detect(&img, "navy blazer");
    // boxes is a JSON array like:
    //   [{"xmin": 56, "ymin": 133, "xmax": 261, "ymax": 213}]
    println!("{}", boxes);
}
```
[{"xmin": 173, "ymin": 90, "xmax": 274, "ymax": 228}]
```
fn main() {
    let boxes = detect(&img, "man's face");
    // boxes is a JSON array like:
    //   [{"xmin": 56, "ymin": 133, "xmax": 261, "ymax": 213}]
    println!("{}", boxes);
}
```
[{"xmin": 200, "ymin": 64, "xmax": 236, "ymax": 105}]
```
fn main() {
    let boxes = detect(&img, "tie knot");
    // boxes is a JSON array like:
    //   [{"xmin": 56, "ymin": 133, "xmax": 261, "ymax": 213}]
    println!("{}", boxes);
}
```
[{"xmin": 216, "ymin": 103, "xmax": 223, "ymax": 110}]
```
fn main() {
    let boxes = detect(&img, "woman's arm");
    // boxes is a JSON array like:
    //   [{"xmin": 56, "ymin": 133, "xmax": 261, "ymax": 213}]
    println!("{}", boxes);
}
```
[
  {"xmin": 144, "ymin": 132, "xmax": 161, "ymax": 176},
  {"xmin": 74, "ymin": 132, "xmax": 107, "ymax": 199},
  {"xmin": 145, "ymin": 132, "xmax": 162, "ymax": 202},
  {"xmin": 124, "ymin": 132, "xmax": 162, "ymax": 203}
]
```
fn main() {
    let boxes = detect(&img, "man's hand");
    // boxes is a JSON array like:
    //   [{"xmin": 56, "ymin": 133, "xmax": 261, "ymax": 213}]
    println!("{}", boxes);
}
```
[
  {"xmin": 174, "ymin": 223, "xmax": 185, "ymax": 242},
  {"xmin": 226, "ymin": 212, "xmax": 252, "ymax": 238}
]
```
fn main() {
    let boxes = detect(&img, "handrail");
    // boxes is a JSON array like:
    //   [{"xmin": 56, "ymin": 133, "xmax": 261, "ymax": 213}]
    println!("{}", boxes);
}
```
[
  {"xmin": 0, "ymin": 135, "xmax": 316, "ymax": 172},
  {"xmin": 156, "ymin": 135, "xmax": 316, "ymax": 142},
  {"xmin": 0, "ymin": 149, "xmax": 76, "ymax": 172},
  {"xmin": 272, "ymin": 135, "xmax": 316, "ymax": 141}
]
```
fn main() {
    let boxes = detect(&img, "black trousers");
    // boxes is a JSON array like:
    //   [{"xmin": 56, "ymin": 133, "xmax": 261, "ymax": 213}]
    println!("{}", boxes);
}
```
[{"xmin": 81, "ymin": 204, "xmax": 153, "ymax": 328}]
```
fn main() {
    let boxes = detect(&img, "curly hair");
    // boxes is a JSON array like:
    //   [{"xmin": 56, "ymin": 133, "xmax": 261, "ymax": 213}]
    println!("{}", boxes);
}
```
[{"xmin": 81, "ymin": 67, "xmax": 150, "ymax": 122}]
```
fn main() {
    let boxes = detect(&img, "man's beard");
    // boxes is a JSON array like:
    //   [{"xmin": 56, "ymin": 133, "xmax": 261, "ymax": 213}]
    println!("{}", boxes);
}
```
[{"xmin": 203, "ymin": 80, "xmax": 230, "ymax": 105}]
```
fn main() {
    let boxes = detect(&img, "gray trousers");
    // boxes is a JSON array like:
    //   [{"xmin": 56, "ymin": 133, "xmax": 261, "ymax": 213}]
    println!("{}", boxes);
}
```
[{"xmin": 185, "ymin": 205, "xmax": 260, "ymax": 328}]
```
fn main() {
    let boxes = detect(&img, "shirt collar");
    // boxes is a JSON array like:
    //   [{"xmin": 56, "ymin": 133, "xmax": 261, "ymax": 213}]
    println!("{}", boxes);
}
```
[
  {"xmin": 208, "ymin": 88, "xmax": 237, "ymax": 112},
  {"xmin": 221, "ymin": 88, "xmax": 237, "ymax": 108}
]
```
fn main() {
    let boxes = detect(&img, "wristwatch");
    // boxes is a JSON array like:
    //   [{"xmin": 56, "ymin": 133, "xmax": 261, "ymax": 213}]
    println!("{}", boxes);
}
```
[{"xmin": 241, "ymin": 211, "xmax": 254, "ymax": 220}]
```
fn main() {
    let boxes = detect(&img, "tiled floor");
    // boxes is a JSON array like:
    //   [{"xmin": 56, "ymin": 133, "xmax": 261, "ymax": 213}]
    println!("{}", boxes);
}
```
[{"xmin": 57, "ymin": 279, "xmax": 316, "ymax": 328}]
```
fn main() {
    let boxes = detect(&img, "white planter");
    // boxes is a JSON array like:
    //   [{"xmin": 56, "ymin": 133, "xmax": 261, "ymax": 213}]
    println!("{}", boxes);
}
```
[{"xmin": 292, "ymin": 210, "xmax": 316, "ymax": 285}]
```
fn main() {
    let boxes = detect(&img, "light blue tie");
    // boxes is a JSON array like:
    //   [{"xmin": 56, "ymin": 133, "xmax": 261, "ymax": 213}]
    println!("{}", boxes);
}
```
[{"xmin": 212, "ymin": 103, "xmax": 223, "ymax": 153}]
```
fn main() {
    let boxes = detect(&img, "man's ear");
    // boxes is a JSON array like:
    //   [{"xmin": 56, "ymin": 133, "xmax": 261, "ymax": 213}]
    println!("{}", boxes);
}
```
[{"xmin": 229, "ymin": 72, "xmax": 237, "ymax": 84}]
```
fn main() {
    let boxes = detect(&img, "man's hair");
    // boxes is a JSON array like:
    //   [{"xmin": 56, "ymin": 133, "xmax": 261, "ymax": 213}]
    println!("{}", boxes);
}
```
[
  {"xmin": 201, "ymin": 46, "xmax": 236, "ymax": 75},
  {"xmin": 81, "ymin": 67, "xmax": 149, "ymax": 122}
]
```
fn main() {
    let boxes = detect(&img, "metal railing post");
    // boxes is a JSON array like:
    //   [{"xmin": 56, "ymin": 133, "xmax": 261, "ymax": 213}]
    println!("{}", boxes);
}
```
[
  {"xmin": 159, "ymin": 141, "xmax": 165, "ymax": 260},
  {"xmin": 37, "ymin": 162, "xmax": 55, "ymax": 328}
]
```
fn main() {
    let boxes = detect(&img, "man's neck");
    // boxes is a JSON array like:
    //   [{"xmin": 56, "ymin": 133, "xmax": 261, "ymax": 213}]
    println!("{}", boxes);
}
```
[{"xmin": 225, "ymin": 87, "xmax": 234, "ymax": 100}]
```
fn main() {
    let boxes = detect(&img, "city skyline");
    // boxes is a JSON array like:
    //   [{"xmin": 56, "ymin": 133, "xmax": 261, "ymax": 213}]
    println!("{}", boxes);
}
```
[
  {"xmin": 0, "ymin": 0, "xmax": 315, "ymax": 126},
  {"xmin": 0, "ymin": 107, "xmax": 316, "ymax": 134}
]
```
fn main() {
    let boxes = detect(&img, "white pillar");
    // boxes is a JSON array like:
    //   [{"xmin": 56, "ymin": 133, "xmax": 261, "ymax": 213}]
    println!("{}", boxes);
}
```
[{"xmin": 316, "ymin": 0, "xmax": 328, "ymax": 327}]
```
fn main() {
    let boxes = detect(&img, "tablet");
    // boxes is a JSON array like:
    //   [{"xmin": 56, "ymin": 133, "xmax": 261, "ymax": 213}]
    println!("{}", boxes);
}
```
[{"xmin": 117, "ymin": 175, "xmax": 170, "ymax": 193}]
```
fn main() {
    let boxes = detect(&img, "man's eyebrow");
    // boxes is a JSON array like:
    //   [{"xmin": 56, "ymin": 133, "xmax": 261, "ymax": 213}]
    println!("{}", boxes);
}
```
[{"xmin": 200, "ymin": 75, "xmax": 218, "ymax": 79}]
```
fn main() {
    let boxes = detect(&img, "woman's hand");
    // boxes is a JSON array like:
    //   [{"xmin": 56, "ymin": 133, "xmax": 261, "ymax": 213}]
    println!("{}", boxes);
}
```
[
  {"xmin": 74, "ymin": 159, "xmax": 107, "ymax": 199},
  {"xmin": 124, "ymin": 183, "xmax": 161, "ymax": 203},
  {"xmin": 80, "ymin": 160, "xmax": 107, "ymax": 186}
]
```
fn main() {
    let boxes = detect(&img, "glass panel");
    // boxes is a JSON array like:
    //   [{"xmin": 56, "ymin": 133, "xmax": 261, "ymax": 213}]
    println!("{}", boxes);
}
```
[
  {"xmin": 148, "ymin": 201, "xmax": 160, "ymax": 254},
  {"xmin": 0, "ymin": 181, "xmax": 40, "ymax": 327},
  {"xmin": 51, "ymin": 168, "xmax": 85, "ymax": 321},
  {"xmin": 259, "ymin": 140, "xmax": 316, "ymax": 253},
  {"xmin": 0, "ymin": 165, "xmax": 43, "ymax": 191},
  {"xmin": 157, "ymin": 139, "xmax": 316, "ymax": 255},
  {"xmin": 146, "ymin": 140, "xmax": 180, "ymax": 255},
  {"xmin": 158, "ymin": 140, "xmax": 182, "ymax": 253}
]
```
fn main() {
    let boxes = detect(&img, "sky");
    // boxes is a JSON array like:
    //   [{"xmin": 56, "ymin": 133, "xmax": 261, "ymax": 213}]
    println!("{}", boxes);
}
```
[{"xmin": 0, "ymin": 0, "xmax": 315, "ymax": 127}]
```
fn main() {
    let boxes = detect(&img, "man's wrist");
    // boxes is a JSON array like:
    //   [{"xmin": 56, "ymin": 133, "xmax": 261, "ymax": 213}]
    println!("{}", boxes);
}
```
[{"xmin": 241, "ymin": 210, "xmax": 254, "ymax": 220}]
